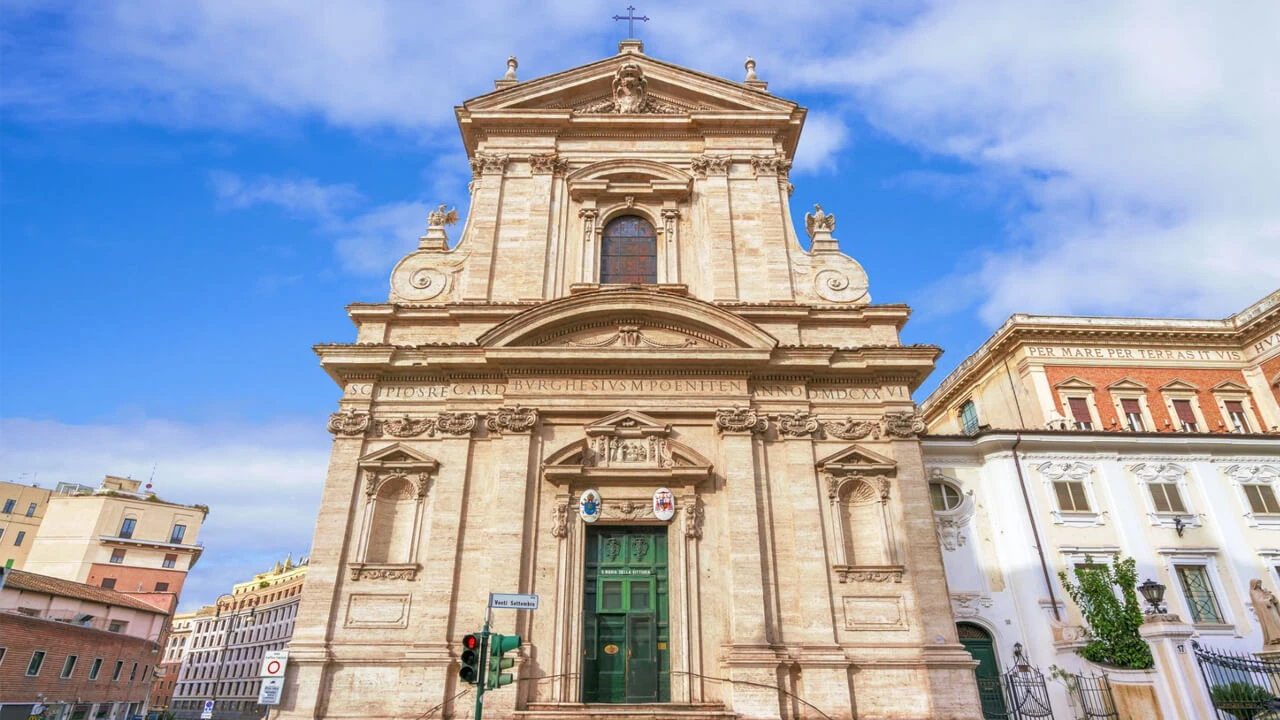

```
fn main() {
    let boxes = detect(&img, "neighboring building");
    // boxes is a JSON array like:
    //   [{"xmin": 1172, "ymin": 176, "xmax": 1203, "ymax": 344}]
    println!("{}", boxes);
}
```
[
  {"xmin": 918, "ymin": 291, "xmax": 1280, "ymax": 716},
  {"xmin": 0, "ymin": 480, "xmax": 53, "ymax": 570},
  {"xmin": 0, "ymin": 568, "xmax": 167, "ymax": 720},
  {"xmin": 150, "ymin": 610, "xmax": 197, "ymax": 716},
  {"xmin": 171, "ymin": 557, "xmax": 308, "ymax": 720},
  {"xmin": 23, "ymin": 475, "xmax": 207, "ymax": 613},
  {"xmin": 281, "ymin": 42, "xmax": 981, "ymax": 720}
]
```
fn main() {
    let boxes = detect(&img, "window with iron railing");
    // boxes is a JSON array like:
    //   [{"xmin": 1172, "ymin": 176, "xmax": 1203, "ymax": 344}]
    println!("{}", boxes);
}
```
[{"xmin": 1175, "ymin": 564, "xmax": 1225, "ymax": 624}]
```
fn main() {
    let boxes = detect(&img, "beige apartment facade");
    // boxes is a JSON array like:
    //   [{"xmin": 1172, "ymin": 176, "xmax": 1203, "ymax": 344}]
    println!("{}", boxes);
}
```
[
  {"xmin": 281, "ymin": 43, "xmax": 982, "ymax": 720},
  {"xmin": 0, "ymin": 479, "xmax": 52, "ymax": 569},
  {"xmin": 23, "ymin": 475, "xmax": 207, "ymax": 612}
]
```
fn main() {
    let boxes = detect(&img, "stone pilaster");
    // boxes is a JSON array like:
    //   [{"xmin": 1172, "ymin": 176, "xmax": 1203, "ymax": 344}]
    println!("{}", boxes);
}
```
[{"xmin": 460, "ymin": 152, "xmax": 509, "ymax": 300}]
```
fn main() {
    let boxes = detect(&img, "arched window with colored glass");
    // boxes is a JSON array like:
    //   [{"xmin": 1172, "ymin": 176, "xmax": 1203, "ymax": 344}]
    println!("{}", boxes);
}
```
[{"xmin": 599, "ymin": 215, "xmax": 657, "ymax": 284}]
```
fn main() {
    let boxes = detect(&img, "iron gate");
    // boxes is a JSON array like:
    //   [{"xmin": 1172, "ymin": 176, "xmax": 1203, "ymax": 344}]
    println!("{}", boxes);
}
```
[
  {"xmin": 1001, "ymin": 643, "xmax": 1053, "ymax": 720},
  {"xmin": 1071, "ymin": 672, "xmax": 1119, "ymax": 720},
  {"xmin": 1192, "ymin": 640, "xmax": 1280, "ymax": 720}
]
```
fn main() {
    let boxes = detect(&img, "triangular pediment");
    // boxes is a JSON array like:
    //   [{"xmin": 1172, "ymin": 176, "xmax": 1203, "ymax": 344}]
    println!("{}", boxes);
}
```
[
  {"xmin": 357, "ymin": 443, "xmax": 439, "ymax": 471},
  {"xmin": 1211, "ymin": 380, "xmax": 1251, "ymax": 394},
  {"xmin": 585, "ymin": 410, "xmax": 671, "ymax": 437},
  {"xmin": 816, "ymin": 444, "xmax": 897, "ymax": 475},
  {"xmin": 463, "ymin": 52, "xmax": 798, "ymax": 116},
  {"xmin": 1160, "ymin": 379, "xmax": 1199, "ymax": 392},
  {"xmin": 1054, "ymin": 376, "xmax": 1096, "ymax": 390},
  {"xmin": 1107, "ymin": 377, "xmax": 1148, "ymax": 391}
]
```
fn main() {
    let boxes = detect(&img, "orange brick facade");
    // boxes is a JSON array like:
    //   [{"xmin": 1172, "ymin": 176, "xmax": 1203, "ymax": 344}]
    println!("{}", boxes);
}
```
[
  {"xmin": 1043, "ymin": 365, "xmax": 1268, "ymax": 433},
  {"xmin": 86, "ymin": 563, "xmax": 186, "ymax": 612},
  {"xmin": 0, "ymin": 614, "xmax": 156, "ymax": 710}
]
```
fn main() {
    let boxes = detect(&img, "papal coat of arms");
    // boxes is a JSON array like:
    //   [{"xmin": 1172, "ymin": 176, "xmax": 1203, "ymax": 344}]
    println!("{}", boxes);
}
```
[
  {"xmin": 652, "ymin": 487, "xmax": 675, "ymax": 521},
  {"xmin": 579, "ymin": 489, "xmax": 602, "ymax": 523}
]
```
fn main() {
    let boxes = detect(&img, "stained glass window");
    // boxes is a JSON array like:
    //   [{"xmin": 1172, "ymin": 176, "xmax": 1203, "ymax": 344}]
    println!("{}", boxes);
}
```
[{"xmin": 600, "ymin": 215, "xmax": 657, "ymax": 284}]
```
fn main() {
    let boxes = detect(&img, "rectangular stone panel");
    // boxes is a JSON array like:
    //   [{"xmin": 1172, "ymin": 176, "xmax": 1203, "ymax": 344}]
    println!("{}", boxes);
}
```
[
  {"xmin": 842, "ymin": 595, "xmax": 907, "ymax": 631},
  {"xmin": 345, "ymin": 593, "xmax": 411, "ymax": 628}
]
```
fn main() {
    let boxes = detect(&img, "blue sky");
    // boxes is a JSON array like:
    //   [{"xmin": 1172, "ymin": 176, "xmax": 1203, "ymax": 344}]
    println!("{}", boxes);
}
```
[{"xmin": 2, "ymin": 1, "xmax": 1278, "ymax": 610}]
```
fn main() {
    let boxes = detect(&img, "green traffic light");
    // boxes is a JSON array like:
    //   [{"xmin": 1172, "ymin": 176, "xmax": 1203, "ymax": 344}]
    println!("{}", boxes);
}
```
[{"xmin": 486, "ymin": 633, "xmax": 520, "ymax": 689}]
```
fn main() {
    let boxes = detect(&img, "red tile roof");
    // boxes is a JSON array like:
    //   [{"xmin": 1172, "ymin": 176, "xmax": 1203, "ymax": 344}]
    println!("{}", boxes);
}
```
[{"xmin": 3, "ymin": 568, "xmax": 169, "ymax": 615}]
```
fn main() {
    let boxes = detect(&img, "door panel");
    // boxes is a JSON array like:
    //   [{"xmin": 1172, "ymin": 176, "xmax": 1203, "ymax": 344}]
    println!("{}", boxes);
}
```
[{"xmin": 583, "ymin": 526, "xmax": 669, "ymax": 703}]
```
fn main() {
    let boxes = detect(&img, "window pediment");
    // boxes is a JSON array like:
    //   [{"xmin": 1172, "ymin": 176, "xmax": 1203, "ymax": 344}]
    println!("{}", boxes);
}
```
[
  {"xmin": 1211, "ymin": 380, "xmax": 1251, "ymax": 394},
  {"xmin": 1108, "ymin": 377, "xmax": 1148, "ymax": 391},
  {"xmin": 1160, "ymin": 379, "xmax": 1199, "ymax": 393},
  {"xmin": 357, "ymin": 444, "xmax": 439, "ymax": 473},
  {"xmin": 816, "ymin": 444, "xmax": 897, "ymax": 477},
  {"xmin": 543, "ymin": 422, "xmax": 712, "ymax": 488},
  {"xmin": 1054, "ymin": 376, "xmax": 1096, "ymax": 390}
]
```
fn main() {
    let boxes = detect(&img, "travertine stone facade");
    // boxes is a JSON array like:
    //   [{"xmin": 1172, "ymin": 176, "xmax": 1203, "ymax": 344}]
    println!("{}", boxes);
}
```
[{"xmin": 282, "ymin": 42, "xmax": 981, "ymax": 720}]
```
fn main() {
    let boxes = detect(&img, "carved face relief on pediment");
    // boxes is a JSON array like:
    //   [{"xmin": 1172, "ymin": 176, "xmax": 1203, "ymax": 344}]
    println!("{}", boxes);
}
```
[{"xmin": 550, "ymin": 322, "xmax": 716, "ymax": 349}]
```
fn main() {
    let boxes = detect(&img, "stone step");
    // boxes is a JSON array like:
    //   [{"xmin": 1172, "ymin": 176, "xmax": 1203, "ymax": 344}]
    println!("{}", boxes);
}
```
[{"xmin": 516, "ymin": 702, "xmax": 739, "ymax": 720}]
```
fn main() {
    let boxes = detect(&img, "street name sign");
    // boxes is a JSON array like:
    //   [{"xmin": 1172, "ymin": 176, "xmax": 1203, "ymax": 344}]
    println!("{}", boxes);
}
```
[{"xmin": 489, "ymin": 593, "xmax": 539, "ymax": 610}]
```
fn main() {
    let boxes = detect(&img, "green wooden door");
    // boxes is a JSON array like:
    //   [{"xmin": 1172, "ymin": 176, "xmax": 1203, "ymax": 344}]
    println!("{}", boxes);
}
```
[
  {"xmin": 583, "ymin": 527, "xmax": 670, "ymax": 703},
  {"xmin": 958, "ymin": 623, "xmax": 1008, "ymax": 719}
]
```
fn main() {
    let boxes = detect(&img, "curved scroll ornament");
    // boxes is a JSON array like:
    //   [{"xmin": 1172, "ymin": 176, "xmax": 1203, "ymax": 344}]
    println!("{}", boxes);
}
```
[
  {"xmin": 823, "ymin": 417, "xmax": 877, "ymax": 440},
  {"xmin": 350, "ymin": 566, "xmax": 418, "ymax": 581},
  {"xmin": 882, "ymin": 411, "xmax": 926, "ymax": 438},
  {"xmin": 776, "ymin": 411, "xmax": 820, "ymax": 438},
  {"xmin": 379, "ymin": 415, "xmax": 437, "ymax": 438},
  {"xmin": 835, "ymin": 567, "xmax": 903, "ymax": 583},
  {"xmin": 715, "ymin": 407, "xmax": 769, "ymax": 434},
  {"xmin": 485, "ymin": 406, "xmax": 539, "ymax": 434},
  {"xmin": 436, "ymin": 412, "xmax": 478, "ymax": 436},
  {"xmin": 328, "ymin": 410, "xmax": 371, "ymax": 436},
  {"xmin": 814, "ymin": 268, "xmax": 864, "ymax": 303}
]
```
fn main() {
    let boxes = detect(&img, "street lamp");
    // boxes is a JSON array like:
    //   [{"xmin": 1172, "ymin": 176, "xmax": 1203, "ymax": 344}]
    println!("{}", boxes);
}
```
[
  {"xmin": 212, "ymin": 593, "xmax": 257, "ymax": 719},
  {"xmin": 1138, "ymin": 578, "xmax": 1167, "ymax": 615}
]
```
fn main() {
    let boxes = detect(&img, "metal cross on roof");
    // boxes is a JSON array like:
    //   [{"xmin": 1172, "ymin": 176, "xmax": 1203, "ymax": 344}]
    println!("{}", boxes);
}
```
[{"xmin": 612, "ymin": 5, "xmax": 649, "ymax": 39}]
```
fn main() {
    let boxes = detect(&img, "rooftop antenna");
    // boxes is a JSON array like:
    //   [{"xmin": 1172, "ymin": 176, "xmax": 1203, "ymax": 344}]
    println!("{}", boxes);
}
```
[{"xmin": 146, "ymin": 463, "xmax": 156, "ymax": 492}]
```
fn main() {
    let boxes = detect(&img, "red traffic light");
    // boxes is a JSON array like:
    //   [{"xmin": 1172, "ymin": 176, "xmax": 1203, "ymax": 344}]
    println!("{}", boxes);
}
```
[{"xmin": 463, "ymin": 634, "xmax": 480, "ymax": 651}]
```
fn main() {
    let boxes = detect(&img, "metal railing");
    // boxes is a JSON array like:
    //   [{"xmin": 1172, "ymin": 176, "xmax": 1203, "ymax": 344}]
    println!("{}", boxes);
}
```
[
  {"xmin": 1192, "ymin": 640, "xmax": 1280, "ymax": 719},
  {"xmin": 1070, "ymin": 672, "xmax": 1119, "ymax": 720}
]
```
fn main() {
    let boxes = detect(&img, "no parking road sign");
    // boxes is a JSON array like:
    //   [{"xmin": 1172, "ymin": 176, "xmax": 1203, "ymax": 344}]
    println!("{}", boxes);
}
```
[{"xmin": 200, "ymin": 700, "xmax": 214, "ymax": 719}]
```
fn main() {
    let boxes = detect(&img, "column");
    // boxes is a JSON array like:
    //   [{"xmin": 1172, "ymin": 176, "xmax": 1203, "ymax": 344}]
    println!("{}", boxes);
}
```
[
  {"xmin": 460, "ymin": 153, "xmax": 508, "ymax": 301},
  {"xmin": 715, "ymin": 408, "xmax": 781, "ymax": 718}
]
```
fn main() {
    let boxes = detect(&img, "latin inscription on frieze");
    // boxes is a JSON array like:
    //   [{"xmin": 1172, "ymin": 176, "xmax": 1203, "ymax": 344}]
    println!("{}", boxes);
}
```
[
  {"xmin": 754, "ymin": 383, "xmax": 908, "ymax": 402},
  {"xmin": 1026, "ymin": 345, "xmax": 1244, "ymax": 363},
  {"xmin": 348, "ymin": 380, "xmax": 910, "ymax": 402}
]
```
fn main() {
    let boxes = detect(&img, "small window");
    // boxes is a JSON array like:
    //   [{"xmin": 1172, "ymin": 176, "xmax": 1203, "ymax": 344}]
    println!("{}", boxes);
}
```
[
  {"xmin": 1054, "ymin": 481, "xmax": 1091, "ymax": 513},
  {"xmin": 101, "ymin": 577, "xmax": 117, "ymax": 590},
  {"xmin": 156, "ymin": 582, "xmax": 170, "ymax": 592},
  {"xmin": 1244, "ymin": 484, "xmax": 1280, "ymax": 515},
  {"xmin": 26, "ymin": 502, "xmax": 37, "ymax": 517},
  {"xmin": 2, "ymin": 499, "xmax": 13, "ymax": 513},
  {"xmin": 61, "ymin": 654, "xmax": 78, "ymax": 678},
  {"xmin": 108, "ymin": 620, "xmax": 127, "ymax": 633},
  {"xmin": 1067, "ymin": 397, "xmax": 1093, "ymax": 430},
  {"xmin": 119, "ymin": 518, "xmax": 136, "ymax": 539},
  {"xmin": 130, "ymin": 662, "xmax": 138, "ymax": 680},
  {"xmin": 1148, "ymin": 482, "xmax": 1187, "ymax": 513},
  {"xmin": 89, "ymin": 657, "xmax": 103, "ymax": 680},
  {"xmin": 1176, "ymin": 565, "xmax": 1225, "ymax": 624},
  {"xmin": 0, "ymin": 647, "xmax": 6, "ymax": 665},
  {"xmin": 1226, "ymin": 401, "xmax": 1251, "ymax": 433},
  {"xmin": 110, "ymin": 549, "xmax": 126, "ymax": 564},
  {"xmin": 163, "ymin": 553, "xmax": 178, "ymax": 569},
  {"xmin": 27, "ymin": 650, "xmax": 46, "ymax": 676},
  {"xmin": 930, "ymin": 482, "xmax": 964, "ymax": 511},
  {"xmin": 113, "ymin": 660, "xmax": 124, "ymax": 681},
  {"xmin": 170, "ymin": 524, "xmax": 187, "ymax": 544},
  {"xmin": 959, "ymin": 400, "xmax": 980, "ymax": 435},
  {"xmin": 14, "ymin": 531, "xmax": 25, "ymax": 546},
  {"xmin": 1121, "ymin": 398, "xmax": 1146, "ymax": 432},
  {"xmin": 0, "ymin": 528, "xmax": 5, "ymax": 541},
  {"xmin": 1172, "ymin": 399, "xmax": 1199, "ymax": 432}
]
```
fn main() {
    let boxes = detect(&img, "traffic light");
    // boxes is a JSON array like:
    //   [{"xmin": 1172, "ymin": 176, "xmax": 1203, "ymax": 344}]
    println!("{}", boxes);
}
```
[
  {"xmin": 459, "ymin": 633, "xmax": 484, "ymax": 685},
  {"xmin": 487, "ymin": 634, "xmax": 520, "ymax": 689}
]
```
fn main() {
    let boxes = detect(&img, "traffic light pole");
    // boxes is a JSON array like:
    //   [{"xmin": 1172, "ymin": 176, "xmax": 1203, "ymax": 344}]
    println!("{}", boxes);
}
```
[{"xmin": 473, "ymin": 599, "xmax": 494, "ymax": 720}]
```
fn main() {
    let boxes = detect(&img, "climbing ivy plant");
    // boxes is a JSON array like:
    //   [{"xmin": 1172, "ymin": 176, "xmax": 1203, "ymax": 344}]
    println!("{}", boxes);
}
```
[{"xmin": 1058, "ymin": 555, "xmax": 1154, "ymax": 669}]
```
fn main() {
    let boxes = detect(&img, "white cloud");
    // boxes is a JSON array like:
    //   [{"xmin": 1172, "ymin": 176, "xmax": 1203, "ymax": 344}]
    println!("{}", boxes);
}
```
[
  {"xmin": 210, "ymin": 171, "xmax": 361, "ymax": 220},
  {"xmin": 0, "ymin": 417, "xmax": 330, "ymax": 611},
  {"xmin": 791, "ymin": 112, "xmax": 849, "ymax": 174},
  {"xmin": 333, "ymin": 200, "xmax": 433, "ymax": 275},
  {"xmin": 5, "ymin": 0, "xmax": 1278, "ymax": 319}
]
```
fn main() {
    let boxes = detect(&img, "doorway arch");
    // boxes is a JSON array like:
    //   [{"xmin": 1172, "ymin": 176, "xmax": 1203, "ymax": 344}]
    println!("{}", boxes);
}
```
[{"xmin": 957, "ymin": 621, "xmax": 1008, "ymax": 719}]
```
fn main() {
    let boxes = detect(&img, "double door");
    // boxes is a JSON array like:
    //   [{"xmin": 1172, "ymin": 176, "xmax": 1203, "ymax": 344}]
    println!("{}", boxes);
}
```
[{"xmin": 582, "ymin": 527, "xmax": 670, "ymax": 703}]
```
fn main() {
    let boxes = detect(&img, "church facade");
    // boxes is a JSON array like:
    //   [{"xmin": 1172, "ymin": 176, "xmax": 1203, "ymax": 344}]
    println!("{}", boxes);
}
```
[{"xmin": 280, "ymin": 42, "xmax": 982, "ymax": 720}]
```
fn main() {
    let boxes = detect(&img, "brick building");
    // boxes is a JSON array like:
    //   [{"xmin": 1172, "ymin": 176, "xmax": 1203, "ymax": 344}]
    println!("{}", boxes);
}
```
[
  {"xmin": 149, "ymin": 610, "xmax": 196, "ymax": 717},
  {"xmin": 0, "ymin": 569, "xmax": 167, "ymax": 720}
]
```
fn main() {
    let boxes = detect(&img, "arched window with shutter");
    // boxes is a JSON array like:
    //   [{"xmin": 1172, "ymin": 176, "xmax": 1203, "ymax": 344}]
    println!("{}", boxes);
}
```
[{"xmin": 600, "ymin": 215, "xmax": 657, "ymax": 284}]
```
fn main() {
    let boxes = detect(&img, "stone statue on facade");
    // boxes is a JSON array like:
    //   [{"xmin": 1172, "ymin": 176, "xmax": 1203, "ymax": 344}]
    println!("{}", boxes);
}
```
[
  {"xmin": 1251, "ymin": 579, "xmax": 1280, "ymax": 645},
  {"xmin": 428, "ymin": 205, "xmax": 458, "ymax": 228},
  {"xmin": 805, "ymin": 204, "xmax": 836, "ymax": 239}
]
